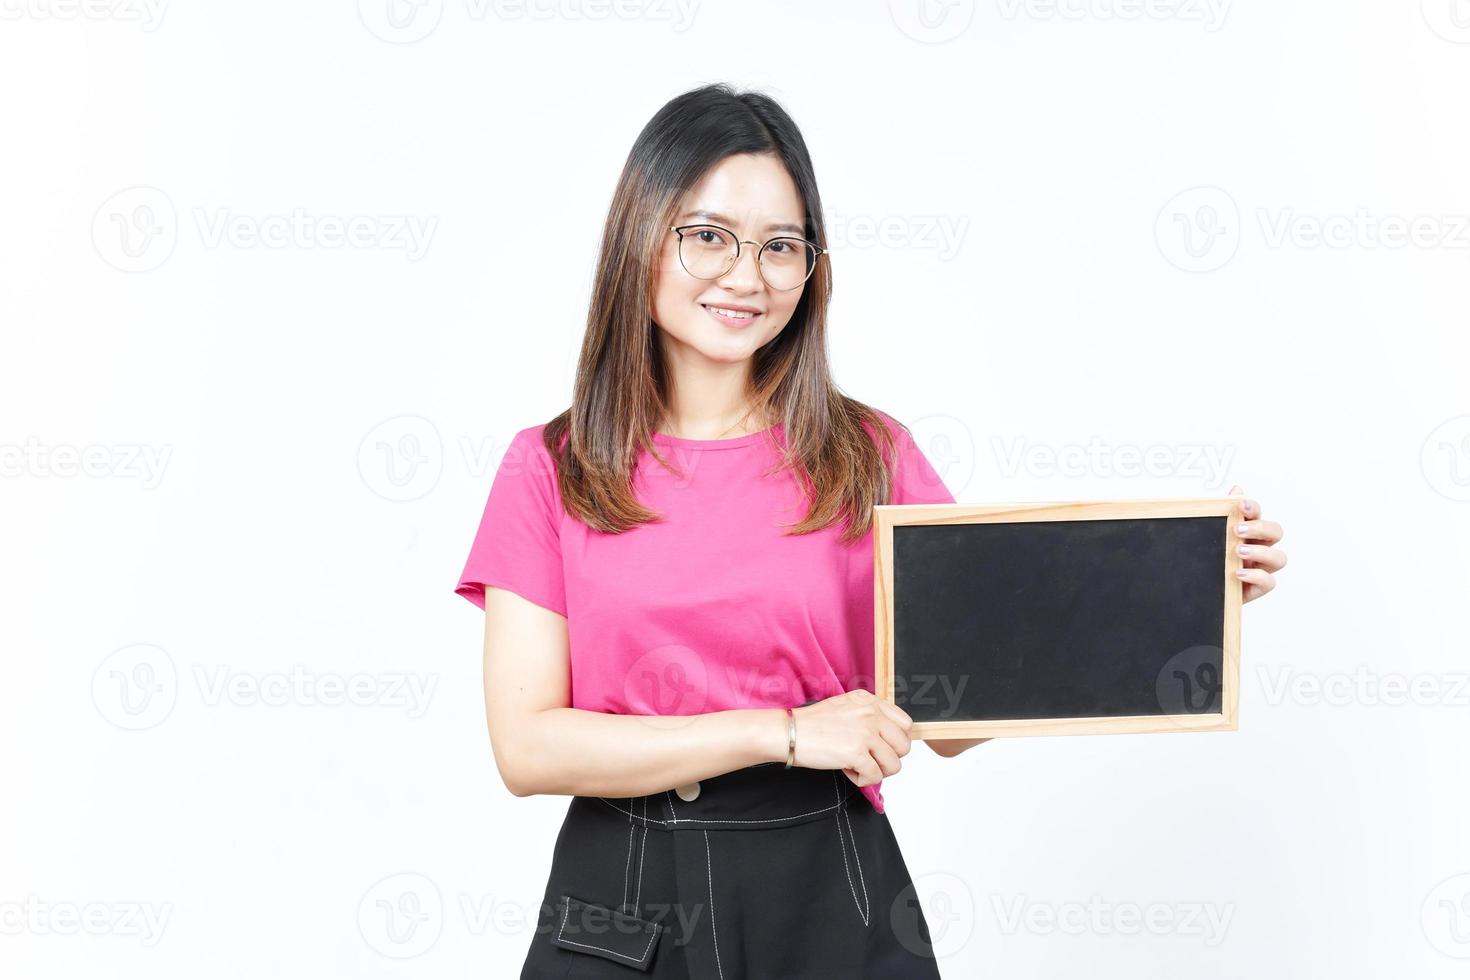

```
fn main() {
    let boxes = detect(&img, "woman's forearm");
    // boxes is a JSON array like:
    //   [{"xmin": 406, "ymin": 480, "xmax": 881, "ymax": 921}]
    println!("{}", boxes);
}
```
[
  {"xmin": 924, "ymin": 737, "xmax": 992, "ymax": 758},
  {"xmin": 497, "ymin": 706, "xmax": 789, "ymax": 798}
]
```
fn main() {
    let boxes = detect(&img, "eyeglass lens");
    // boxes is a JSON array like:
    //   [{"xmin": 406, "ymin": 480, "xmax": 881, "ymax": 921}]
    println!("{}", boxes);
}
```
[{"xmin": 677, "ymin": 225, "xmax": 816, "ymax": 290}]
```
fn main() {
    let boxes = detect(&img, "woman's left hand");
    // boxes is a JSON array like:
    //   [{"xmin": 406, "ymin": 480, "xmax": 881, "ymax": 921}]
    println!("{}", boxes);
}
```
[{"xmin": 1228, "ymin": 485, "xmax": 1286, "ymax": 603}]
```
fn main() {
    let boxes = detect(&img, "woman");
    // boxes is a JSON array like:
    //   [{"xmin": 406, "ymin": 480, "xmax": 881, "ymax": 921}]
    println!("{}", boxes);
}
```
[{"xmin": 454, "ymin": 83, "xmax": 1287, "ymax": 978}]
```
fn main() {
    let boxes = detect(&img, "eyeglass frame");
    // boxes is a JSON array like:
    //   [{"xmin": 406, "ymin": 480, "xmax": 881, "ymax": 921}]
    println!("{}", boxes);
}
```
[{"xmin": 667, "ymin": 222, "xmax": 829, "ymax": 292}]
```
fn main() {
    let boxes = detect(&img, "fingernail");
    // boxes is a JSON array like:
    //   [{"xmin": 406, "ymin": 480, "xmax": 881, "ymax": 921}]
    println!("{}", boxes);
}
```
[
  {"xmin": 1235, "ymin": 569, "xmax": 1250, "ymax": 578},
  {"xmin": 1235, "ymin": 523, "xmax": 1249, "ymax": 534},
  {"xmin": 1237, "ymin": 545, "xmax": 1251, "ymax": 556}
]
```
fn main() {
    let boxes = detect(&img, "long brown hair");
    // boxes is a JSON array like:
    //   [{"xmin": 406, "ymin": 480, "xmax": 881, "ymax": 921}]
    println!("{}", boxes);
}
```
[{"xmin": 542, "ymin": 82, "xmax": 906, "ymax": 543}]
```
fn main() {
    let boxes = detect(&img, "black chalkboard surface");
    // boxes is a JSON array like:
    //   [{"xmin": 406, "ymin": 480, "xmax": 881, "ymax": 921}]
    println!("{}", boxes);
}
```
[{"xmin": 874, "ymin": 498, "xmax": 1243, "ymax": 738}]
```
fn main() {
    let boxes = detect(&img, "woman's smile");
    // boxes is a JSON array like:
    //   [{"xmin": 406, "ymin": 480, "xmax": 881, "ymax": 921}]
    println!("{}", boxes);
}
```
[{"xmin": 702, "ymin": 302, "xmax": 762, "ymax": 327}]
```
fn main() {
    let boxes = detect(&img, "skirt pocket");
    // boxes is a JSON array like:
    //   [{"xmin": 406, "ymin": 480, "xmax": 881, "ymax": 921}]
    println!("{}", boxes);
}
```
[{"xmin": 548, "ymin": 892, "xmax": 666, "ymax": 973}]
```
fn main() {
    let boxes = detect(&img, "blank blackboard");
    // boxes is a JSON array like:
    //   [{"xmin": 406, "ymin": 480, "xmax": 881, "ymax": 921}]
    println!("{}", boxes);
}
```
[{"xmin": 874, "ymin": 499, "xmax": 1242, "ymax": 738}]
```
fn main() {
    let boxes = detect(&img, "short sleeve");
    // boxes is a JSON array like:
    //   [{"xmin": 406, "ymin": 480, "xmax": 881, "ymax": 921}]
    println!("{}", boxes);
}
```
[
  {"xmin": 878, "ymin": 412, "xmax": 957, "ymax": 505},
  {"xmin": 453, "ymin": 426, "xmax": 569, "ymax": 616}
]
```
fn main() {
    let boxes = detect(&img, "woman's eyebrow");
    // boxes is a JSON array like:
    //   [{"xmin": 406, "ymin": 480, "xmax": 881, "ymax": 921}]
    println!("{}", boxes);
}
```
[{"xmin": 681, "ymin": 210, "xmax": 806, "ymax": 236}]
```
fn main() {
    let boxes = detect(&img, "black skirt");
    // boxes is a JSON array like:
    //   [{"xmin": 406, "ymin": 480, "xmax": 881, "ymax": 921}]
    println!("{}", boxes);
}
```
[{"xmin": 518, "ymin": 761, "xmax": 944, "ymax": 978}]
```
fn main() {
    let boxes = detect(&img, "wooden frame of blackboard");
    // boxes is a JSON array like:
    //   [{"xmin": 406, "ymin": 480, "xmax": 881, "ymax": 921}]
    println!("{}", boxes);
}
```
[{"xmin": 873, "ymin": 497, "xmax": 1243, "ymax": 739}]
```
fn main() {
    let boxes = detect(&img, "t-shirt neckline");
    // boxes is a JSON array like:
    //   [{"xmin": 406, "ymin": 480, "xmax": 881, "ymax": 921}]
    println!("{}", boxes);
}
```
[{"xmin": 650, "ymin": 422, "xmax": 783, "ymax": 451}]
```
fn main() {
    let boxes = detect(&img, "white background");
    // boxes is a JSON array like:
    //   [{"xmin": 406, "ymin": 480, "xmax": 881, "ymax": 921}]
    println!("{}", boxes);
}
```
[{"xmin": 3, "ymin": 1, "xmax": 1468, "ymax": 977}]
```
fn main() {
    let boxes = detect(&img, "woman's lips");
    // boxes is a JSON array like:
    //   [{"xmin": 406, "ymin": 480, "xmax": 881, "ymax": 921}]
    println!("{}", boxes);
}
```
[{"xmin": 703, "ymin": 304, "xmax": 760, "ymax": 328}]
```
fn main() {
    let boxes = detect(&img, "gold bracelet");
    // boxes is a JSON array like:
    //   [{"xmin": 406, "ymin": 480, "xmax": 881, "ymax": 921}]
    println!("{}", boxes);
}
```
[{"xmin": 784, "ymin": 707, "xmax": 796, "ymax": 769}]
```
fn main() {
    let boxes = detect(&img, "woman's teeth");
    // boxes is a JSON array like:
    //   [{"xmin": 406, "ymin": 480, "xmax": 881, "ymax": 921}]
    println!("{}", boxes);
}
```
[{"xmin": 704, "ymin": 305, "xmax": 755, "ymax": 320}]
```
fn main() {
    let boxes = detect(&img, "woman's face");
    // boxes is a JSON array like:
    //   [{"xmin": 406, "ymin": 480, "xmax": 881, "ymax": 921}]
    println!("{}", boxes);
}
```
[{"xmin": 651, "ymin": 153, "xmax": 809, "ymax": 366}]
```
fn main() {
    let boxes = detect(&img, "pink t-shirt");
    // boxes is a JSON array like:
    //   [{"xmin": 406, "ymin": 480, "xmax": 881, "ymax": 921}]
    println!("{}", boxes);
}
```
[{"xmin": 453, "ymin": 410, "xmax": 955, "ymax": 813}]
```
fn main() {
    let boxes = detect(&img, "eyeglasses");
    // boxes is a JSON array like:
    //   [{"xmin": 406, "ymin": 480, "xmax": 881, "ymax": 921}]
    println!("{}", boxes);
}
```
[{"xmin": 668, "ymin": 223, "xmax": 828, "ymax": 292}]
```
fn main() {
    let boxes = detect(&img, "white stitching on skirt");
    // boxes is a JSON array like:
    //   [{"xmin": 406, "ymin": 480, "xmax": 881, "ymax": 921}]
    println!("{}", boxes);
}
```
[
  {"xmin": 832, "ymin": 771, "xmax": 871, "ymax": 926},
  {"xmin": 840, "ymin": 792, "xmax": 871, "ymax": 925},
  {"xmin": 621, "ymin": 797, "xmax": 635, "ymax": 914},
  {"xmin": 597, "ymin": 795, "xmax": 850, "ymax": 826},
  {"xmin": 703, "ymin": 829, "xmax": 726, "ymax": 980},
  {"xmin": 634, "ymin": 795, "xmax": 648, "ymax": 912},
  {"xmin": 557, "ymin": 898, "xmax": 659, "ymax": 964}
]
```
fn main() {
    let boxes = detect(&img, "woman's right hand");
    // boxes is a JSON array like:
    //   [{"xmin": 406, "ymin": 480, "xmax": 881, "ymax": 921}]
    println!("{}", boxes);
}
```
[{"xmin": 787, "ymin": 690, "xmax": 914, "ymax": 788}]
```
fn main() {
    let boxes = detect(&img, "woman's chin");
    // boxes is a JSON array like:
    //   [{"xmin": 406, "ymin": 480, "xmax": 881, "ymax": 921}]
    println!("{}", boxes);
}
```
[{"xmin": 685, "ymin": 332, "xmax": 762, "ymax": 363}]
